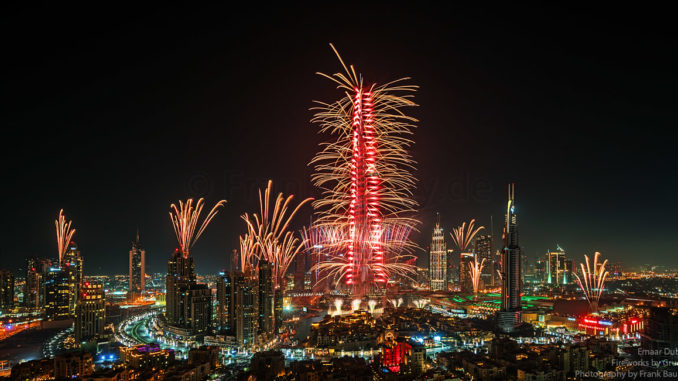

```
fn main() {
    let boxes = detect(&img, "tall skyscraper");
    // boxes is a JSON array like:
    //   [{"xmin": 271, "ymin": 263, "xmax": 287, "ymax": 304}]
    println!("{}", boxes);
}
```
[
  {"xmin": 0, "ymin": 270, "xmax": 15, "ymax": 311},
  {"xmin": 547, "ymin": 245, "xmax": 567, "ymax": 286},
  {"xmin": 474, "ymin": 234, "xmax": 493, "ymax": 288},
  {"xmin": 429, "ymin": 214, "xmax": 447, "ymax": 291},
  {"xmin": 45, "ymin": 266, "xmax": 70, "ymax": 320},
  {"xmin": 128, "ymin": 230, "xmax": 146, "ymax": 299},
  {"xmin": 293, "ymin": 252, "xmax": 305, "ymax": 293},
  {"xmin": 499, "ymin": 183, "xmax": 521, "ymax": 332},
  {"xmin": 75, "ymin": 282, "xmax": 105, "ymax": 342},
  {"xmin": 216, "ymin": 271, "xmax": 231, "ymax": 333},
  {"xmin": 165, "ymin": 249, "xmax": 195, "ymax": 326},
  {"xmin": 164, "ymin": 249, "xmax": 212, "ymax": 335},
  {"xmin": 274, "ymin": 287, "xmax": 283, "ymax": 332},
  {"xmin": 258, "ymin": 261, "xmax": 274, "ymax": 334},
  {"xmin": 25, "ymin": 257, "xmax": 50, "ymax": 309},
  {"xmin": 61, "ymin": 242, "xmax": 83, "ymax": 316},
  {"xmin": 235, "ymin": 268, "xmax": 258, "ymax": 348},
  {"xmin": 459, "ymin": 253, "xmax": 474, "ymax": 293}
]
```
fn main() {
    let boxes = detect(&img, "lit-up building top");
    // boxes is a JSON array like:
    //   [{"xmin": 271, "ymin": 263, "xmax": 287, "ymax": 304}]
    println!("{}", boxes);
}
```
[{"xmin": 429, "ymin": 214, "xmax": 447, "ymax": 292}]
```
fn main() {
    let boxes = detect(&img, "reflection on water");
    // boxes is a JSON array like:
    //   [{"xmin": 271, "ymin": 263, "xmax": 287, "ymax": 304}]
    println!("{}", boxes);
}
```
[{"xmin": 295, "ymin": 311, "xmax": 327, "ymax": 342}]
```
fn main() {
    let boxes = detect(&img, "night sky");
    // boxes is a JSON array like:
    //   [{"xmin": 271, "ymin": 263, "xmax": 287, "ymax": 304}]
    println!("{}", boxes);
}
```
[{"xmin": 3, "ymin": 4, "xmax": 676, "ymax": 275}]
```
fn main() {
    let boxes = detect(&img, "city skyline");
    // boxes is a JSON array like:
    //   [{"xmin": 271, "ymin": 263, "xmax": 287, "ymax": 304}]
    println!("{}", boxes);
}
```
[{"xmin": 3, "ymin": 4, "xmax": 676, "ymax": 275}]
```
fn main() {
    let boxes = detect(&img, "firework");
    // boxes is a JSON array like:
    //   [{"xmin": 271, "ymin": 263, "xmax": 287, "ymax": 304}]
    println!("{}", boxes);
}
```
[
  {"xmin": 468, "ymin": 258, "xmax": 486, "ymax": 294},
  {"xmin": 413, "ymin": 299, "xmax": 429, "ymax": 309},
  {"xmin": 573, "ymin": 252, "xmax": 609, "ymax": 312},
  {"xmin": 388, "ymin": 298, "xmax": 403, "ymax": 308},
  {"xmin": 450, "ymin": 219, "xmax": 484, "ymax": 252},
  {"xmin": 240, "ymin": 180, "xmax": 312, "ymax": 283},
  {"xmin": 309, "ymin": 44, "xmax": 419, "ymax": 296},
  {"xmin": 169, "ymin": 198, "xmax": 225, "ymax": 258},
  {"xmin": 351, "ymin": 299, "xmax": 361, "ymax": 312},
  {"xmin": 55, "ymin": 209, "xmax": 76, "ymax": 265},
  {"xmin": 333, "ymin": 298, "xmax": 344, "ymax": 316},
  {"xmin": 368, "ymin": 300, "xmax": 377, "ymax": 314}
]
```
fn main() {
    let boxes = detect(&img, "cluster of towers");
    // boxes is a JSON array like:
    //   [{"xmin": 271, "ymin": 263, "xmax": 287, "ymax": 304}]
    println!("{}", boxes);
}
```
[
  {"xmin": 427, "ymin": 184, "xmax": 523, "ymax": 332},
  {"xmin": 214, "ymin": 260, "xmax": 283, "ymax": 348}
]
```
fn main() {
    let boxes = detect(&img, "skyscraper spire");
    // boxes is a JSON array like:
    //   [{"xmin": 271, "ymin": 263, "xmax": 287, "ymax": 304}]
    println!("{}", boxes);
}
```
[{"xmin": 498, "ymin": 183, "xmax": 521, "ymax": 333}]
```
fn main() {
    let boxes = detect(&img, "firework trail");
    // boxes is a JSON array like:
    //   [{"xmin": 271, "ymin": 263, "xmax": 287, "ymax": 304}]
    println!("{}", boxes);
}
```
[
  {"xmin": 240, "ymin": 180, "xmax": 312, "ymax": 282},
  {"xmin": 468, "ymin": 258, "xmax": 486, "ymax": 294},
  {"xmin": 388, "ymin": 298, "xmax": 403, "ymax": 308},
  {"xmin": 169, "ymin": 198, "xmax": 226, "ymax": 258},
  {"xmin": 55, "ymin": 209, "xmax": 76, "ymax": 265},
  {"xmin": 413, "ymin": 299, "xmax": 429, "ymax": 309},
  {"xmin": 450, "ymin": 219, "xmax": 484, "ymax": 252},
  {"xmin": 351, "ymin": 299, "xmax": 361, "ymax": 312},
  {"xmin": 368, "ymin": 300, "xmax": 377, "ymax": 314},
  {"xmin": 310, "ymin": 44, "xmax": 419, "ymax": 295},
  {"xmin": 573, "ymin": 252, "xmax": 609, "ymax": 312}
]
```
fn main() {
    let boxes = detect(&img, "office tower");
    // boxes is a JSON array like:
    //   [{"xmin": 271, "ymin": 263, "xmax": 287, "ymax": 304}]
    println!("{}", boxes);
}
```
[
  {"xmin": 165, "ymin": 249, "xmax": 212, "ymax": 335},
  {"xmin": 459, "ymin": 253, "xmax": 474, "ymax": 293},
  {"xmin": 75, "ymin": 282, "xmax": 105, "ymax": 342},
  {"xmin": 493, "ymin": 249, "xmax": 503, "ymax": 287},
  {"xmin": 535, "ymin": 259, "xmax": 547, "ymax": 284},
  {"xmin": 258, "ymin": 261, "xmax": 274, "ymax": 334},
  {"xmin": 128, "ymin": 230, "xmax": 146, "ymax": 300},
  {"xmin": 61, "ymin": 242, "xmax": 83, "ymax": 316},
  {"xmin": 428, "ymin": 214, "xmax": 447, "ymax": 291},
  {"xmin": 216, "ymin": 271, "xmax": 231, "ymax": 333},
  {"xmin": 45, "ymin": 267, "xmax": 70, "ymax": 320},
  {"xmin": 547, "ymin": 245, "xmax": 567, "ymax": 286},
  {"xmin": 0, "ymin": 270, "xmax": 15, "ymax": 311},
  {"xmin": 642, "ymin": 307, "xmax": 678, "ymax": 360},
  {"xmin": 274, "ymin": 287, "xmax": 283, "ymax": 331},
  {"xmin": 235, "ymin": 268, "xmax": 258, "ymax": 348},
  {"xmin": 182, "ymin": 283, "xmax": 212, "ymax": 334},
  {"xmin": 293, "ymin": 252, "xmax": 305, "ymax": 293},
  {"xmin": 498, "ymin": 183, "xmax": 521, "ymax": 332},
  {"xmin": 446, "ymin": 249, "xmax": 456, "ymax": 286},
  {"xmin": 25, "ymin": 257, "xmax": 50, "ymax": 309},
  {"xmin": 165, "ymin": 249, "xmax": 195, "ymax": 326},
  {"xmin": 229, "ymin": 271, "xmax": 243, "ymax": 335},
  {"xmin": 474, "ymin": 234, "xmax": 493, "ymax": 288}
]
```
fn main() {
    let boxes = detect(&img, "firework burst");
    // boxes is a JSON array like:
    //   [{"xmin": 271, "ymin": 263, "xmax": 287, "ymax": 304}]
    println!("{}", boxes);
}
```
[
  {"xmin": 240, "ymin": 180, "xmax": 312, "ymax": 283},
  {"xmin": 573, "ymin": 252, "xmax": 609, "ymax": 312},
  {"xmin": 468, "ymin": 258, "xmax": 486, "ymax": 295},
  {"xmin": 413, "ymin": 299, "xmax": 429, "ymax": 309},
  {"xmin": 310, "ymin": 44, "xmax": 420, "ymax": 295},
  {"xmin": 450, "ymin": 219, "xmax": 484, "ymax": 252},
  {"xmin": 55, "ymin": 209, "xmax": 76, "ymax": 265},
  {"xmin": 169, "ymin": 198, "xmax": 226, "ymax": 258}
]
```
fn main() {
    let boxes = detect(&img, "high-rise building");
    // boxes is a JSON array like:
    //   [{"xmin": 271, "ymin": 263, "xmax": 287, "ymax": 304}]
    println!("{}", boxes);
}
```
[
  {"xmin": 235, "ymin": 269, "xmax": 258, "ymax": 348},
  {"xmin": 165, "ymin": 249, "xmax": 195, "ymax": 326},
  {"xmin": 428, "ymin": 214, "xmax": 447, "ymax": 292},
  {"xmin": 535, "ymin": 259, "xmax": 547, "ymax": 284},
  {"xmin": 128, "ymin": 231, "xmax": 146, "ymax": 300},
  {"xmin": 446, "ymin": 249, "xmax": 457, "ymax": 286},
  {"xmin": 499, "ymin": 183, "xmax": 521, "ymax": 332},
  {"xmin": 459, "ymin": 253, "xmax": 474, "ymax": 293},
  {"xmin": 25, "ymin": 257, "xmax": 50, "ymax": 309},
  {"xmin": 75, "ymin": 282, "xmax": 105, "ymax": 342},
  {"xmin": 474, "ymin": 234, "xmax": 493, "ymax": 288},
  {"xmin": 0, "ymin": 270, "xmax": 15, "ymax": 311},
  {"xmin": 45, "ymin": 266, "xmax": 70, "ymax": 320},
  {"xmin": 216, "ymin": 271, "xmax": 231, "ymax": 333},
  {"xmin": 547, "ymin": 245, "xmax": 567, "ymax": 286},
  {"xmin": 293, "ymin": 252, "xmax": 305, "ymax": 293},
  {"xmin": 274, "ymin": 287, "xmax": 283, "ymax": 332},
  {"xmin": 258, "ymin": 261, "xmax": 274, "ymax": 334},
  {"xmin": 61, "ymin": 242, "xmax": 83, "ymax": 316},
  {"xmin": 165, "ymin": 249, "xmax": 211, "ymax": 335}
]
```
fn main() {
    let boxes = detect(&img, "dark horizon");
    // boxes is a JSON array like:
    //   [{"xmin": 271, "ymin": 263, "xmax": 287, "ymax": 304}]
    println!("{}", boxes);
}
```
[{"xmin": 3, "ymin": 3, "xmax": 676, "ymax": 275}]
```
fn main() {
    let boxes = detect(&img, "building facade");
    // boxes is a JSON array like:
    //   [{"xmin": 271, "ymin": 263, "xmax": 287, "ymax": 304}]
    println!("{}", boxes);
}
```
[
  {"xmin": 499, "ymin": 183, "xmax": 521, "ymax": 332},
  {"xmin": 75, "ymin": 282, "xmax": 105, "ymax": 342},
  {"xmin": 429, "ymin": 215, "xmax": 447, "ymax": 291},
  {"xmin": 128, "ymin": 231, "xmax": 146, "ymax": 299}
]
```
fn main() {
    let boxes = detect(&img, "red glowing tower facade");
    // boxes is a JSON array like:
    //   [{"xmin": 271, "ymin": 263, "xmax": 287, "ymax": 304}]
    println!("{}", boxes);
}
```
[{"xmin": 347, "ymin": 88, "xmax": 386, "ymax": 292}]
